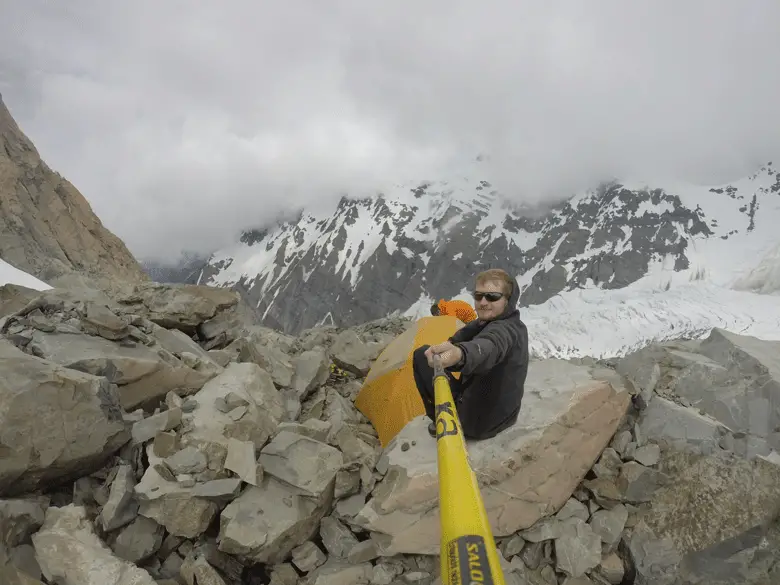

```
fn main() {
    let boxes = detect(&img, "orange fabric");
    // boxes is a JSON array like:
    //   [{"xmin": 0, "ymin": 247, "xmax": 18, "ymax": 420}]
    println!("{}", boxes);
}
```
[
  {"xmin": 437, "ymin": 299, "xmax": 478, "ymax": 323},
  {"xmin": 354, "ymin": 316, "xmax": 464, "ymax": 446}
]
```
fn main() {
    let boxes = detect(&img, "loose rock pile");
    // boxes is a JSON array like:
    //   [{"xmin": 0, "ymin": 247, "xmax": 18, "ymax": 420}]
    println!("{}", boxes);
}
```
[{"xmin": 0, "ymin": 281, "xmax": 778, "ymax": 585}]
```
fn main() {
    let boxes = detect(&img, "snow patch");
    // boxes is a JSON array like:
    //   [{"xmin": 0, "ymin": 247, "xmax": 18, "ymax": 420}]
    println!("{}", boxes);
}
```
[{"xmin": 0, "ymin": 259, "xmax": 51, "ymax": 290}]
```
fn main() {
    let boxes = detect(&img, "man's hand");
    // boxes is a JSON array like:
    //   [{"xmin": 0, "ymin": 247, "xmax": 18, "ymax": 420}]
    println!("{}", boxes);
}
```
[{"xmin": 425, "ymin": 342, "xmax": 463, "ymax": 369}]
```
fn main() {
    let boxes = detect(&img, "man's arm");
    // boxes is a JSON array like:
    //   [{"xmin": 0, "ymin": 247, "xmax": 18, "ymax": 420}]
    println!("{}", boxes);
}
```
[
  {"xmin": 449, "ymin": 320, "xmax": 482, "ymax": 344},
  {"xmin": 455, "ymin": 322, "xmax": 520, "ymax": 375}
]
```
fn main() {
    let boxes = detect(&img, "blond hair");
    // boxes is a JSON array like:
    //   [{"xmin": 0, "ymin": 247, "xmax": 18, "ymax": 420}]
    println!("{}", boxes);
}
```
[{"xmin": 475, "ymin": 268, "xmax": 514, "ymax": 296}]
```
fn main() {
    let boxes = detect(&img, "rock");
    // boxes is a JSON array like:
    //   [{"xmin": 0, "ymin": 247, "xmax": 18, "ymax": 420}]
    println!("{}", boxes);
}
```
[
  {"xmin": 335, "ymin": 492, "xmax": 365, "ymax": 519},
  {"xmin": 625, "ymin": 521, "xmax": 682, "ymax": 585},
  {"xmin": 99, "ymin": 464, "xmax": 139, "ymax": 532},
  {"xmin": 111, "ymin": 516, "xmax": 164, "ymax": 563},
  {"xmin": 596, "ymin": 552, "xmax": 625, "ymax": 584},
  {"xmin": 553, "ymin": 518, "xmax": 602, "ymax": 577},
  {"xmin": 80, "ymin": 302, "xmax": 131, "ymax": 340},
  {"xmin": 592, "ymin": 448, "xmax": 622, "ymax": 480},
  {"xmin": 24, "ymin": 330, "xmax": 214, "ymax": 410},
  {"xmin": 673, "ymin": 517, "xmax": 780, "ymax": 585},
  {"xmin": 218, "ymin": 474, "xmax": 334, "ymax": 564},
  {"xmin": 632, "ymin": 443, "xmax": 661, "ymax": 466},
  {"xmin": 163, "ymin": 446, "xmax": 207, "ymax": 475},
  {"xmin": 638, "ymin": 395, "xmax": 725, "ymax": 455},
  {"xmin": 0, "ymin": 341, "xmax": 130, "ymax": 496},
  {"xmin": 608, "ymin": 430, "xmax": 632, "ymax": 456},
  {"xmin": 640, "ymin": 448, "xmax": 780, "ymax": 558},
  {"xmin": 320, "ymin": 515, "xmax": 359, "ymax": 558},
  {"xmin": 353, "ymin": 359, "xmax": 630, "ymax": 554},
  {"xmin": 4, "ymin": 543, "xmax": 43, "ymax": 582},
  {"xmin": 303, "ymin": 559, "xmax": 373, "ymax": 585},
  {"xmin": 32, "ymin": 504, "xmax": 157, "ymax": 585},
  {"xmin": 617, "ymin": 461, "xmax": 667, "ymax": 503},
  {"xmin": 279, "ymin": 419, "xmax": 332, "ymax": 443},
  {"xmin": 134, "ymin": 467, "xmax": 219, "ymax": 538},
  {"xmin": 150, "ymin": 323, "xmax": 223, "ymax": 372},
  {"xmin": 0, "ymin": 284, "xmax": 44, "ymax": 319},
  {"xmin": 371, "ymin": 559, "xmax": 404, "ymax": 584},
  {"xmin": 208, "ymin": 349, "xmax": 232, "ymax": 367},
  {"xmin": 521, "ymin": 517, "xmax": 565, "ymax": 542},
  {"xmin": 498, "ymin": 534, "xmax": 525, "ymax": 558},
  {"xmin": 348, "ymin": 540, "xmax": 379, "ymax": 564},
  {"xmin": 588, "ymin": 504, "xmax": 628, "ymax": 551},
  {"xmin": 191, "ymin": 478, "xmax": 242, "ymax": 499},
  {"xmin": 132, "ymin": 409, "xmax": 182, "ymax": 444},
  {"xmin": 180, "ymin": 552, "xmax": 229, "ymax": 585},
  {"xmin": 292, "ymin": 349, "xmax": 331, "ymax": 399},
  {"xmin": 0, "ymin": 497, "xmax": 48, "ymax": 547},
  {"xmin": 555, "ymin": 498, "xmax": 590, "ymax": 522},
  {"xmin": 233, "ymin": 339, "xmax": 294, "ymax": 387},
  {"xmin": 183, "ymin": 362, "xmax": 284, "ymax": 451},
  {"xmin": 115, "ymin": 282, "xmax": 242, "ymax": 336},
  {"xmin": 224, "ymin": 438, "xmax": 259, "ymax": 485},
  {"xmin": 620, "ymin": 329, "xmax": 780, "ymax": 457},
  {"xmin": 259, "ymin": 431, "xmax": 344, "ymax": 497},
  {"xmin": 330, "ymin": 330, "xmax": 374, "ymax": 377},
  {"xmin": 291, "ymin": 541, "xmax": 327, "ymax": 572},
  {"xmin": 269, "ymin": 563, "xmax": 300, "ymax": 585}
]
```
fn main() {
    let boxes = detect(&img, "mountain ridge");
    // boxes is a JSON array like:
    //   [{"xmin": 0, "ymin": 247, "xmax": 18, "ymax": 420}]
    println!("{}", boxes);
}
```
[
  {"xmin": 0, "ymin": 94, "xmax": 148, "ymax": 292},
  {"xmin": 174, "ymin": 162, "xmax": 780, "ymax": 342}
]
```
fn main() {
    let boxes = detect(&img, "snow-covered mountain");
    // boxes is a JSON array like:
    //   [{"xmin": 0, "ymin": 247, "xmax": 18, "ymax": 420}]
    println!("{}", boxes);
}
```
[{"xmin": 191, "ymin": 159, "xmax": 780, "ymax": 357}]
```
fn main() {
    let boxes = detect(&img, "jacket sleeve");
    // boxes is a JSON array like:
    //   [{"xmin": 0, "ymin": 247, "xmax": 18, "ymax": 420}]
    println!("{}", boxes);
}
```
[
  {"xmin": 449, "ymin": 320, "xmax": 481, "ymax": 344},
  {"xmin": 455, "ymin": 321, "xmax": 520, "ymax": 375}
]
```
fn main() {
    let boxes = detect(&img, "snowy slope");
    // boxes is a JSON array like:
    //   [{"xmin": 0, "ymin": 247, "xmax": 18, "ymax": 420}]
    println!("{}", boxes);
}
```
[
  {"xmin": 0, "ymin": 258, "xmax": 51, "ymax": 290},
  {"xmin": 196, "ymin": 159, "xmax": 780, "ymax": 356},
  {"xmin": 407, "ymin": 265, "xmax": 780, "ymax": 359}
]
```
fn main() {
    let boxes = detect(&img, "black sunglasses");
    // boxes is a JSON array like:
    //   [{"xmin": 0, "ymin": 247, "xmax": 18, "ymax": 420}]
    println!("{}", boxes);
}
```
[{"xmin": 473, "ymin": 291, "xmax": 504, "ymax": 302}]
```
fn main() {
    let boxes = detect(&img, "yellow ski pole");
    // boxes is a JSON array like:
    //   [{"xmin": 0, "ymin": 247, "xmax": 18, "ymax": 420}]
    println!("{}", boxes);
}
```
[{"xmin": 432, "ymin": 354, "xmax": 506, "ymax": 585}]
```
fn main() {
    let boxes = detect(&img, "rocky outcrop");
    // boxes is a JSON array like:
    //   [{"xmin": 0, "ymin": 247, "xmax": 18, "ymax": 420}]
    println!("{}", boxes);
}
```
[
  {"xmin": 1, "ymin": 276, "xmax": 778, "ymax": 585},
  {"xmin": 0, "ymin": 94, "xmax": 148, "ymax": 291},
  {"xmin": 0, "ymin": 287, "xmax": 223, "ymax": 410},
  {"xmin": 354, "ymin": 360, "xmax": 632, "ymax": 555}
]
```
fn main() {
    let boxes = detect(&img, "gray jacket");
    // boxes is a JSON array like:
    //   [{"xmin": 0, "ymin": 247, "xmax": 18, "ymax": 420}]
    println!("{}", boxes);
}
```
[{"xmin": 448, "ymin": 275, "xmax": 529, "ymax": 439}]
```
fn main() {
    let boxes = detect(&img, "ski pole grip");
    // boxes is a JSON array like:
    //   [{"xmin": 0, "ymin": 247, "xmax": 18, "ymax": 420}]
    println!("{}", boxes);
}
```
[{"xmin": 432, "ymin": 353, "xmax": 445, "ymax": 378}]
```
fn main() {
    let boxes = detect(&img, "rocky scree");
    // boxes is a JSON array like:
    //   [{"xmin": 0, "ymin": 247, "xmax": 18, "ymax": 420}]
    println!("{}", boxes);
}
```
[{"xmin": 0, "ymin": 280, "xmax": 778, "ymax": 585}]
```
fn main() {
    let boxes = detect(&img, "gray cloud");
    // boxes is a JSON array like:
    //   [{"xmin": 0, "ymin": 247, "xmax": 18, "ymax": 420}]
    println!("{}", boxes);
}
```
[{"xmin": 2, "ymin": 0, "xmax": 780, "ymax": 262}]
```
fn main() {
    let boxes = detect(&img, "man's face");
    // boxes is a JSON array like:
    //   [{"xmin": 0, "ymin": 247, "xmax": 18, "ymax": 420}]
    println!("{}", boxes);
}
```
[{"xmin": 473, "ymin": 280, "xmax": 508, "ymax": 321}]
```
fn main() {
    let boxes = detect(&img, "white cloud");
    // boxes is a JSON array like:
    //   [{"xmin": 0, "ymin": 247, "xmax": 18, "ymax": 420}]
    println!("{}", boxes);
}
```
[{"xmin": 2, "ymin": 0, "xmax": 779, "ymax": 262}]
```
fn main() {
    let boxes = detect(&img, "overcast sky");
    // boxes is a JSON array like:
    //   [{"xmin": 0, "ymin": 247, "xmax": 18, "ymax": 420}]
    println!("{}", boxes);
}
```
[{"xmin": 2, "ymin": 1, "xmax": 780, "ymax": 262}]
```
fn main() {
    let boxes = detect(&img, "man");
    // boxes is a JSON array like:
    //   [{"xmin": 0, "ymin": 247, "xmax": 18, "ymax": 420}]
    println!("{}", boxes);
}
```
[
  {"xmin": 412, "ymin": 268, "xmax": 528, "ymax": 440},
  {"xmin": 430, "ymin": 298, "xmax": 478, "ymax": 323}
]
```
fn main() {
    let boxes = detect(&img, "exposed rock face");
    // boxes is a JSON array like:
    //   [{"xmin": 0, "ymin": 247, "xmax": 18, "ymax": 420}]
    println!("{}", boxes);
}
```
[{"xmin": 0, "ymin": 94, "xmax": 148, "ymax": 290}]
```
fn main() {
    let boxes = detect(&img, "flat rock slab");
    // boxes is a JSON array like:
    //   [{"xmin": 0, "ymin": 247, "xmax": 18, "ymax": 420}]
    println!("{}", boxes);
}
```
[
  {"xmin": 218, "ymin": 475, "xmax": 333, "ymax": 565},
  {"xmin": 26, "ymin": 330, "xmax": 214, "ymax": 410},
  {"xmin": 115, "ymin": 282, "xmax": 240, "ymax": 335},
  {"xmin": 0, "ymin": 341, "xmax": 130, "ymax": 496},
  {"xmin": 354, "ymin": 359, "xmax": 631, "ymax": 555}
]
